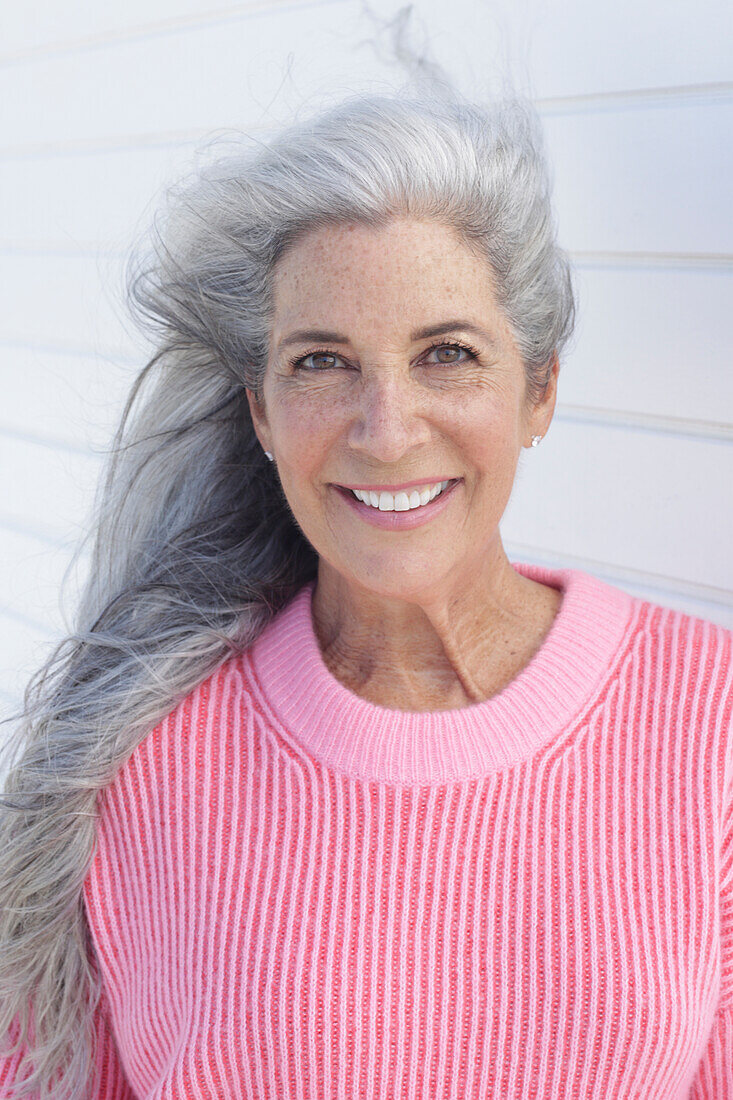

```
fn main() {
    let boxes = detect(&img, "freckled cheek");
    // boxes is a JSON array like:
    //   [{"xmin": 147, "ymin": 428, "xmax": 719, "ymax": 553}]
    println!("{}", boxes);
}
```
[
  {"xmin": 451, "ymin": 408, "xmax": 521, "ymax": 493},
  {"xmin": 275, "ymin": 397, "xmax": 345, "ymax": 474},
  {"xmin": 444, "ymin": 406, "xmax": 497, "ymax": 455}
]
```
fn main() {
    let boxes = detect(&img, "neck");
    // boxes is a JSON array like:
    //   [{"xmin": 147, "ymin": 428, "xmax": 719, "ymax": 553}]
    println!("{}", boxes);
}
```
[{"xmin": 310, "ymin": 537, "xmax": 562, "ymax": 712}]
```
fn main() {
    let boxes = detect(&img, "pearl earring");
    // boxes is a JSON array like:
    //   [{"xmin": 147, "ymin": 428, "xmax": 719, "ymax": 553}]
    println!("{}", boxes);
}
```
[
  {"xmin": 264, "ymin": 451, "xmax": 274, "ymax": 462},
  {"xmin": 531, "ymin": 435, "xmax": 542, "ymax": 447}
]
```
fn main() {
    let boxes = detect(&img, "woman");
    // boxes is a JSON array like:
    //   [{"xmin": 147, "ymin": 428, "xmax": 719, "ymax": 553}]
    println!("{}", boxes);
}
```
[{"xmin": 1, "ymin": 82, "xmax": 731, "ymax": 1099}]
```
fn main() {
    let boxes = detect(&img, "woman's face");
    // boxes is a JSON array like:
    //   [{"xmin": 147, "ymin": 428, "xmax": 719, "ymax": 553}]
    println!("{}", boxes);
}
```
[{"xmin": 246, "ymin": 216, "xmax": 557, "ymax": 603}]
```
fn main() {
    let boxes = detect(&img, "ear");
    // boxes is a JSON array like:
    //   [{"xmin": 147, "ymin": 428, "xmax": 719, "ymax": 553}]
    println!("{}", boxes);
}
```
[
  {"xmin": 245, "ymin": 387, "xmax": 273, "ymax": 455},
  {"xmin": 528, "ymin": 351, "xmax": 559, "ymax": 443}
]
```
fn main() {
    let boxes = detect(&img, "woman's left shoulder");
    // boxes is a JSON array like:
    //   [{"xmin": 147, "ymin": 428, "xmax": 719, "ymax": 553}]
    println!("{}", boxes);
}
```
[
  {"xmin": 620, "ymin": 593, "xmax": 733, "ymax": 731},
  {"xmin": 628, "ymin": 592, "xmax": 732, "ymax": 660}
]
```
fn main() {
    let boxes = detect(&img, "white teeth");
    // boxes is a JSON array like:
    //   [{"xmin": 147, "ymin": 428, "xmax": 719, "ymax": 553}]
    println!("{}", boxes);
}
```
[{"xmin": 351, "ymin": 480, "xmax": 451, "ymax": 511}]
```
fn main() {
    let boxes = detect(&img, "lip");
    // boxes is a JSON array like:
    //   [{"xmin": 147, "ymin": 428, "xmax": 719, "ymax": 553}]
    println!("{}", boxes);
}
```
[
  {"xmin": 335, "ymin": 477, "xmax": 456, "ymax": 493},
  {"xmin": 333, "ymin": 478, "xmax": 461, "ymax": 530}
]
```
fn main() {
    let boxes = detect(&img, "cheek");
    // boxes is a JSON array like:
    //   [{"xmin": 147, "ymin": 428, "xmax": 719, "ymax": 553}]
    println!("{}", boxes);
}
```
[
  {"xmin": 451, "ymin": 403, "xmax": 524, "ymax": 498},
  {"xmin": 274, "ymin": 393, "xmax": 344, "ymax": 469},
  {"xmin": 448, "ymin": 398, "xmax": 517, "ymax": 454}
]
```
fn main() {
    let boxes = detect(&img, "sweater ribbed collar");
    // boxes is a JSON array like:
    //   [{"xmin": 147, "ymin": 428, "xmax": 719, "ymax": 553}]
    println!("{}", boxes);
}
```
[{"xmin": 248, "ymin": 561, "xmax": 634, "ymax": 784}]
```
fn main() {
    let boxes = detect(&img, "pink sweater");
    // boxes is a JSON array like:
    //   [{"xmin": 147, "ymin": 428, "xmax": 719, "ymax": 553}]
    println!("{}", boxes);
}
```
[{"xmin": 2, "ymin": 561, "xmax": 732, "ymax": 1098}]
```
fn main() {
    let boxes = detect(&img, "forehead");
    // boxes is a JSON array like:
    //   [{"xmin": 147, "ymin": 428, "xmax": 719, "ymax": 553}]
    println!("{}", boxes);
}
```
[{"xmin": 270, "ymin": 217, "xmax": 501, "ymax": 337}]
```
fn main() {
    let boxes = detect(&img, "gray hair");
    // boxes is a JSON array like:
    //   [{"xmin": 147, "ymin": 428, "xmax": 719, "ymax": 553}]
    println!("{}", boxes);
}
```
[{"xmin": 0, "ymin": 73, "xmax": 575, "ymax": 1098}]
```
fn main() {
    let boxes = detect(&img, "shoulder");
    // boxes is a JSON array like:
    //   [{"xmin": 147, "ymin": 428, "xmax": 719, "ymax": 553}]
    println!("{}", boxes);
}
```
[
  {"xmin": 85, "ymin": 650, "xmax": 267, "ymax": 913},
  {"xmin": 619, "ymin": 591, "xmax": 733, "ymax": 709},
  {"xmin": 98, "ymin": 650, "xmax": 259, "ymax": 814},
  {"xmin": 625, "ymin": 594, "xmax": 732, "ymax": 680},
  {"xmin": 620, "ymin": 594, "xmax": 733, "ymax": 757},
  {"xmin": 93, "ymin": 585, "xmax": 312, "ymax": 815},
  {"xmin": 82, "ymin": 651, "xmax": 265, "ymax": 971}
]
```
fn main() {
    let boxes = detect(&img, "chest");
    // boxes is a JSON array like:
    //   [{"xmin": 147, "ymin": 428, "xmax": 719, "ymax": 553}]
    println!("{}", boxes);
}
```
[{"xmin": 93, "ymin": 749, "xmax": 722, "ymax": 1099}]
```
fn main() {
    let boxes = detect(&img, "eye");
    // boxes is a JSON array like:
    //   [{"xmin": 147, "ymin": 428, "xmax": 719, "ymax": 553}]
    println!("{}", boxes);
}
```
[
  {"xmin": 287, "ymin": 339, "xmax": 480, "ymax": 372},
  {"xmin": 288, "ymin": 349, "xmax": 345, "ymax": 372},
  {"xmin": 423, "ymin": 340, "xmax": 479, "ymax": 364}
]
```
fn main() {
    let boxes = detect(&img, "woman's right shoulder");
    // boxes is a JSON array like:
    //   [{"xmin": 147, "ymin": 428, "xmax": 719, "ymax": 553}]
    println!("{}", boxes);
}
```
[
  {"xmin": 100, "ymin": 648, "xmax": 261, "ymax": 806},
  {"xmin": 96, "ymin": 581, "xmax": 311, "ymax": 812}
]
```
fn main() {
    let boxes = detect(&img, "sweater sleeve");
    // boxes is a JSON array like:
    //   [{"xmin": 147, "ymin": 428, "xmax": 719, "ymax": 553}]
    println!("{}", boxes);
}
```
[
  {"xmin": 0, "ymin": 983, "xmax": 135, "ymax": 1100},
  {"xmin": 688, "ymin": 724, "xmax": 733, "ymax": 1099}
]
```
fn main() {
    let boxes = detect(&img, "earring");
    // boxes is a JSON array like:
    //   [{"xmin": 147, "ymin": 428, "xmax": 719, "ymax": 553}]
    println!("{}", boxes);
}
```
[
  {"xmin": 530, "ymin": 435, "xmax": 542, "ymax": 447},
  {"xmin": 264, "ymin": 451, "xmax": 274, "ymax": 462}
]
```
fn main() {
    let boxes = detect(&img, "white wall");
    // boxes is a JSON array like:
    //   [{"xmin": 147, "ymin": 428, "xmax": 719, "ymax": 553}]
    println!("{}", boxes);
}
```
[{"xmin": 1, "ymin": 0, "xmax": 732, "ymax": 724}]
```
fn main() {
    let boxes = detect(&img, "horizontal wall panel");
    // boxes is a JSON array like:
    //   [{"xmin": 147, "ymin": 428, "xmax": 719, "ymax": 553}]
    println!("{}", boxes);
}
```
[
  {"xmin": 506, "ymin": 544, "xmax": 733, "ymax": 629},
  {"xmin": 0, "ymin": 434, "xmax": 103, "ymax": 542},
  {"xmin": 0, "ymin": 253, "xmax": 147, "ymax": 360},
  {"xmin": 0, "ymin": 688, "xmax": 21, "ymax": 739},
  {"xmin": 410, "ymin": 0, "xmax": 733, "ymax": 102},
  {"xmin": 2, "ymin": 101, "xmax": 732, "ymax": 260},
  {"xmin": 547, "ymin": 101, "xmax": 733, "ymax": 256},
  {"xmin": 0, "ymin": 348, "xmax": 135, "ymax": 451},
  {"xmin": 503, "ymin": 419, "xmax": 732, "ymax": 593},
  {"xmin": 0, "ymin": 612, "xmax": 60, "ymax": 696},
  {"xmin": 0, "ymin": 529, "xmax": 83, "ymax": 633},
  {"xmin": 2, "ymin": 0, "xmax": 268, "ymax": 57},
  {"xmin": 2, "ymin": 256, "xmax": 729, "ymax": 430},
  {"xmin": 0, "ymin": 2, "xmax": 375, "ymax": 150},
  {"xmin": 5, "ymin": 0, "xmax": 732, "ymax": 155},
  {"xmin": 559, "ymin": 266, "xmax": 733, "ymax": 428},
  {"xmin": 0, "ymin": 611, "xmax": 60, "ymax": 720},
  {"xmin": 3, "ymin": 0, "xmax": 732, "ymax": 103},
  {"xmin": 0, "ymin": 144, "xmax": 192, "ymax": 248}
]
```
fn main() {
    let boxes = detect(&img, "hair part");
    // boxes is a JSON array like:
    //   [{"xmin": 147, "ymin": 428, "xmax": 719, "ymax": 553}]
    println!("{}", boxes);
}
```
[{"xmin": 0, "ymin": 49, "xmax": 575, "ymax": 1099}]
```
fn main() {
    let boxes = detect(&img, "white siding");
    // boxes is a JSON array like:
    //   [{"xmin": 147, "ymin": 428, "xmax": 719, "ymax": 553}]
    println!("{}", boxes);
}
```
[{"xmin": 1, "ymin": 0, "xmax": 731, "ymax": 726}]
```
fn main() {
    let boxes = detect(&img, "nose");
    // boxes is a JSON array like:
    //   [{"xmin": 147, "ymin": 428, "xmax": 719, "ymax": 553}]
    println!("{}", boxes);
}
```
[{"xmin": 345, "ymin": 371, "xmax": 433, "ymax": 463}]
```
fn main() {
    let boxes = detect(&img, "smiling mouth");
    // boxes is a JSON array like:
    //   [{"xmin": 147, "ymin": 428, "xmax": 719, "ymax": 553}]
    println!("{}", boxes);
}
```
[{"xmin": 336, "ymin": 479, "xmax": 460, "ymax": 512}]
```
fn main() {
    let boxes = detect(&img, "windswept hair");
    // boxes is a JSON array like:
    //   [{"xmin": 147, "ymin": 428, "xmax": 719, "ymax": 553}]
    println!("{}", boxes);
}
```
[{"xmin": 0, "ymin": 22, "xmax": 575, "ymax": 1097}]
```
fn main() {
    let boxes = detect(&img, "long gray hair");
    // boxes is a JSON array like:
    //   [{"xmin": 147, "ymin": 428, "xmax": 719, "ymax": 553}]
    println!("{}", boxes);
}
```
[{"xmin": 0, "ymin": 61, "xmax": 575, "ymax": 1099}]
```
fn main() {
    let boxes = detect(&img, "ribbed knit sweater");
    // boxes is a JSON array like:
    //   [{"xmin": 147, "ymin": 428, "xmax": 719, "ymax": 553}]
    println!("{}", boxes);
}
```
[{"xmin": 2, "ymin": 560, "xmax": 732, "ymax": 1099}]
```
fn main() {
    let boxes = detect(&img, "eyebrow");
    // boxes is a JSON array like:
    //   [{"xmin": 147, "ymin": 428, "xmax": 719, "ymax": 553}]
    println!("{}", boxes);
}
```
[{"xmin": 275, "ymin": 319, "xmax": 499, "ymax": 355}]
